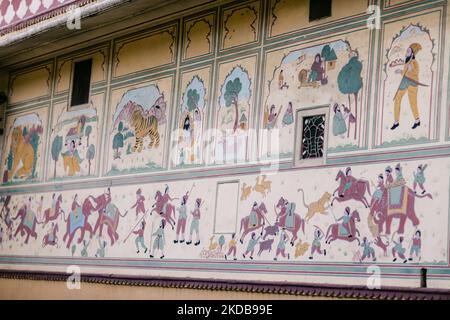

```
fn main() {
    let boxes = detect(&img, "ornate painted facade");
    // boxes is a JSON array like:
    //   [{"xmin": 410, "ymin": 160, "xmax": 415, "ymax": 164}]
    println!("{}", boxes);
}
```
[{"xmin": 1, "ymin": 0, "xmax": 450, "ymax": 296}]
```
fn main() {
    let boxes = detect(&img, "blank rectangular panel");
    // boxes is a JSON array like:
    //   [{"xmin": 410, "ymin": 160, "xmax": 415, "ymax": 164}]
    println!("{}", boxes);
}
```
[{"xmin": 214, "ymin": 181, "xmax": 239, "ymax": 234}]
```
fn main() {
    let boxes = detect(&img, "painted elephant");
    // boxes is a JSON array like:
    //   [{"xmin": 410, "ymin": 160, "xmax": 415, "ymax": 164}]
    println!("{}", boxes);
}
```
[
  {"xmin": 370, "ymin": 185, "xmax": 432, "ymax": 235},
  {"xmin": 94, "ymin": 203, "xmax": 128, "ymax": 245},
  {"xmin": 63, "ymin": 197, "xmax": 95, "ymax": 248},
  {"xmin": 13, "ymin": 205, "xmax": 39, "ymax": 244}
]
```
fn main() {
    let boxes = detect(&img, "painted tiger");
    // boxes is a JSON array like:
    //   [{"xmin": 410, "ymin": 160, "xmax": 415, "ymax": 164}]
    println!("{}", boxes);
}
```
[{"xmin": 130, "ymin": 109, "xmax": 160, "ymax": 153}]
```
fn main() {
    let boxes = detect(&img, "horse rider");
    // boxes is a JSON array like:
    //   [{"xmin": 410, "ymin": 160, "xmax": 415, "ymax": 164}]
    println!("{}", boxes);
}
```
[
  {"xmin": 339, "ymin": 167, "xmax": 357, "ymax": 197},
  {"xmin": 249, "ymin": 202, "xmax": 258, "ymax": 227},
  {"xmin": 337, "ymin": 207, "xmax": 352, "ymax": 238}
]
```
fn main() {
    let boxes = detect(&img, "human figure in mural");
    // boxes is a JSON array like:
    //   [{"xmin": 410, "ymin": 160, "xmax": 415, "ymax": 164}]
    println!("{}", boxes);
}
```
[
  {"xmin": 175, "ymin": 192, "xmax": 189, "ymax": 244},
  {"xmin": 343, "ymin": 106, "xmax": 357, "ymax": 139},
  {"xmin": 371, "ymin": 174, "xmax": 385, "ymax": 207},
  {"xmin": 182, "ymin": 114, "xmax": 192, "ymax": 146},
  {"xmin": 308, "ymin": 54, "xmax": 326, "ymax": 84},
  {"xmin": 112, "ymin": 121, "xmax": 125, "ymax": 159},
  {"xmin": 160, "ymin": 185, "xmax": 176, "ymax": 216},
  {"xmin": 224, "ymin": 233, "xmax": 237, "ymax": 261},
  {"xmin": 193, "ymin": 108, "xmax": 203, "ymax": 162},
  {"xmin": 282, "ymin": 102, "xmax": 294, "ymax": 127},
  {"xmin": 393, "ymin": 163, "xmax": 406, "ymax": 187},
  {"xmin": 81, "ymin": 240, "xmax": 90, "ymax": 257},
  {"xmin": 278, "ymin": 70, "xmax": 289, "ymax": 90},
  {"xmin": 0, "ymin": 227, "xmax": 3, "ymax": 247},
  {"xmin": 309, "ymin": 228, "xmax": 326, "ymax": 260},
  {"xmin": 43, "ymin": 222, "xmax": 58, "ymax": 247},
  {"xmin": 391, "ymin": 43, "xmax": 424, "ymax": 131},
  {"xmin": 131, "ymin": 188, "xmax": 146, "ymax": 218},
  {"xmin": 187, "ymin": 198, "xmax": 202, "ymax": 246},
  {"xmin": 409, "ymin": 230, "xmax": 422, "ymax": 261},
  {"xmin": 385, "ymin": 166, "xmax": 394, "ymax": 187},
  {"xmin": 337, "ymin": 207, "xmax": 352, "ymax": 238},
  {"xmin": 285, "ymin": 202, "xmax": 296, "ymax": 229},
  {"xmin": 332, "ymin": 103, "xmax": 347, "ymax": 137},
  {"xmin": 0, "ymin": 197, "xmax": 13, "ymax": 240},
  {"xmin": 243, "ymin": 232, "xmax": 260, "ymax": 260},
  {"xmin": 179, "ymin": 148, "xmax": 185, "ymax": 166},
  {"xmin": 133, "ymin": 220, "xmax": 148, "ymax": 254},
  {"xmin": 392, "ymin": 235, "xmax": 407, "ymax": 263},
  {"xmin": 338, "ymin": 167, "xmax": 357, "ymax": 198},
  {"xmin": 62, "ymin": 140, "xmax": 83, "ymax": 176},
  {"xmin": 360, "ymin": 237, "xmax": 376, "ymax": 262},
  {"xmin": 36, "ymin": 195, "xmax": 44, "ymax": 222},
  {"xmin": 413, "ymin": 164, "xmax": 428, "ymax": 194},
  {"xmin": 266, "ymin": 105, "xmax": 282, "ymax": 130},
  {"xmin": 249, "ymin": 202, "xmax": 258, "ymax": 228},
  {"xmin": 95, "ymin": 239, "xmax": 107, "ymax": 258},
  {"xmin": 274, "ymin": 230, "xmax": 290, "ymax": 261},
  {"xmin": 150, "ymin": 220, "xmax": 166, "ymax": 259}
]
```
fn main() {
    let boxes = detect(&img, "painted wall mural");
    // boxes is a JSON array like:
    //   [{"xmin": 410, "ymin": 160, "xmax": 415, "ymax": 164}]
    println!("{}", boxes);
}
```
[
  {"xmin": 106, "ymin": 77, "xmax": 173, "ymax": 175},
  {"xmin": 375, "ymin": 12, "xmax": 442, "ymax": 148},
  {"xmin": 261, "ymin": 29, "xmax": 371, "ymax": 158},
  {"xmin": 182, "ymin": 12, "xmax": 215, "ymax": 61},
  {"xmin": 1, "ymin": 110, "xmax": 47, "ymax": 185},
  {"xmin": 173, "ymin": 66, "xmax": 211, "ymax": 168},
  {"xmin": 213, "ymin": 56, "xmax": 257, "ymax": 164},
  {"xmin": 0, "ymin": 157, "xmax": 447, "ymax": 287},
  {"xmin": 48, "ymin": 94, "xmax": 103, "ymax": 180}
]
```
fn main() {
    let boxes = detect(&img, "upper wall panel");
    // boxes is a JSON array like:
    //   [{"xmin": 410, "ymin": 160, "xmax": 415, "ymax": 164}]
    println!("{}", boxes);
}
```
[
  {"xmin": 267, "ymin": 0, "xmax": 370, "ymax": 40},
  {"xmin": 182, "ymin": 10, "xmax": 217, "ymax": 63},
  {"xmin": 219, "ymin": 0, "xmax": 262, "ymax": 52},
  {"xmin": 113, "ymin": 23, "xmax": 178, "ymax": 80},
  {"xmin": 8, "ymin": 63, "xmax": 53, "ymax": 105}
]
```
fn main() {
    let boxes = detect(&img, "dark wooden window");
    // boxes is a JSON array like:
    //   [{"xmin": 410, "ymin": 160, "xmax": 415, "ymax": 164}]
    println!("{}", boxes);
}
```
[
  {"xmin": 300, "ymin": 114, "xmax": 326, "ymax": 160},
  {"xmin": 70, "ymin": 59, "xmax": 92, "ymax": 107},
  {"xmin": 309, "ymin": 0, "xmax": 332, "ymax": 21}
]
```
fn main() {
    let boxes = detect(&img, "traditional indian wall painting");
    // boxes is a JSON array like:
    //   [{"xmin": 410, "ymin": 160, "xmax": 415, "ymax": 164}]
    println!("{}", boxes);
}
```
[
  {"xmin": 0, "ymin": 158, "xmax": 447, "ymax": 287},
  {"xmin": 182, "ymin": 12, "xmax": 215, "ymax": 61},
  {"xmin": 1, "ymin": 110, "xmax": 47, "ymax": 184},
  {"xmin": 261, "ymin": 29, "xmax": 371, "ymax": 159},
  {"xmin": 106, "ymin": 77, "xmax": 173, "ymax": 175},
  {"xmin": 220, "ymin": 1, "xmax": 261, "ymax": 51},
  {"xmin": 48, "ymin": 94, "xmax": 103, "ymax": 180},
  {"xmin": 8, "ymin": 64, "xmax": 52, "ymax": 105},
  {"xmin": 375, "ymin": 12, "xmax": 442, "ymax": 148},
  {"xmin": 213, "ymin": 56, "xmax": 257, "ymax": 164},
  {"xmin": 173, "ymin": 66, "xmax": 211, "ymax": 168}
]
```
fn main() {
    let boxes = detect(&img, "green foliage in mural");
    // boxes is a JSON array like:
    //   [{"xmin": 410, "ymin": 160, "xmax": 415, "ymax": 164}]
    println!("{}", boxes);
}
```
[
  {"xmin": 187, "ymin": 89, "xmax": 200, "ymax": 112},
  {"xmin": 224, "ymin": 78, "xmax": 242, "ymax": 132},
  {"xmin": 85, "ymin": 125, "xmax": 92, "ymax": 146},
  {"xmin": 321, "ymin": 45, "xmax": 337, "ymax": 61},
  {"xmin": 51, "ymin": 135, "xmax": 63, "ymax": 178},
  {"xmin": 86, "ymin": 144, "xmax": 95, "ymax": 175},
  {"xmin": 113, "ymin": 121, "xmax": 124, "ymax": 159},
  {"xmin": 338, "ymin": 56, "xmax": 363, "ymax": 114},
  {"xmin": 218, "ymin": 235, "xmax": 225, "ymax": 250},
  {"xmin": 6, "ymin": 150, "xmax": 13, "ymax": 171}
]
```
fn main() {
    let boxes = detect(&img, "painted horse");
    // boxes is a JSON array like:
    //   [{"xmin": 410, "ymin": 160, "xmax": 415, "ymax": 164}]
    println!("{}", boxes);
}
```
[
  {"xmin": 331, "ymin": 170, "xmax": 371, "ymax": 208},
  {"xmin": 13, "ymin": 205, "xmax": 39, "ymax": 244},
  {"xmin": 370, "ymin": 185, "xmax": 432, "ymax": 235},
  {"xmin": 42, "ymin": 194, "xmax": 65, "ymax": 226},
  {"xmin": 63, "ymin": 197, "xmax": 95, "ymax": 248},
  {"xmin": 275, "ymin": 197, "xmax": 305, "ymax": 245},
  {"xmin": 239, "ymin": 202, "xmax": 268, "ymax": 244},
  {"xmin": 325, "ymin": 210, "xmax": 361, "ymax": 245},
  {"xmin": 42, "ymin": 224, "xmax": 59, "ymax": 248},
  {"xmin": 91, "ymin": 190, "xmax": 113, "ymax": 236},
  {"xmin": 95, "ymin": 203, "xmax": 128, "ymax": 245},
  {"xmin": 151, "ymin": 191, "xmax": 176, "ymax": 229}
]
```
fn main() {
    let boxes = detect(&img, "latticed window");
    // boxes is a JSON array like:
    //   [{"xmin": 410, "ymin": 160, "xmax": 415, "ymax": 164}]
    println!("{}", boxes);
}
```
[
  {"xmin": 294, "ymin": 106, "xmax": 329, "ymax": 167},
  {"xmin": 300, "ymin": 115, "xmax": 325, "ymax": 160}
]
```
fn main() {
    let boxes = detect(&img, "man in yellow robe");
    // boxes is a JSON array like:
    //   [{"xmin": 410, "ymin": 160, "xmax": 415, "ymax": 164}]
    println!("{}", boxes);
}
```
[{"xmin": 391, "ymin": 43, "xmax": 423, "ymax": 131}]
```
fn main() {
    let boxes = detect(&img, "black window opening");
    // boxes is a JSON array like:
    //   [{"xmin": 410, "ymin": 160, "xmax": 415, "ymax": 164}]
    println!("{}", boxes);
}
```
[
  {"xmin": 309, "ymin": 0, "xmax": 332, "ymax": 22},
  {"xmin": 70, "ymin": 59, "xmax": 92, "ymax": 107},
  {"xmin": 300, "ymin": 114, "xmax": 326, "ymax": 160}
]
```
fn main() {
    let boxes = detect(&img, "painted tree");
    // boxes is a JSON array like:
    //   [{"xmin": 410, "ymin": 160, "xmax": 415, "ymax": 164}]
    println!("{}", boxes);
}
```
[
  {"xmin": 85, "ymin": 125, "xmax": 92, "ymax": 146},
  {"xmin": 86, "ymin": 144, "xmax": 95, "ymax": 176},
  {"xmin": 321, "ymin": 44, "xmax": 337, "ymax": 77},
  {"xmin": 218, "ymin": 235, "xmax": 225, "ymax": 251},
  {"xmin": 186, "ymin": 89, "xmax": 200, "ymax": 112},
  {"xmin": 338, "ymin": 56, "xmax": 363, "ymax": 139},
  {"xmin": 224, "ymin": 78, "xmax": 242, "ymax": 133},
  {"xmin": 113, "ymin": 121, "xmax": 124, "ymax": 159},
  {"xmin": 51, "ymin": 135, "xmax": 63, "ymax": 178},
  {"xmin": 29, "ymin": 126, "xmax": 42, "ymax": 178}
]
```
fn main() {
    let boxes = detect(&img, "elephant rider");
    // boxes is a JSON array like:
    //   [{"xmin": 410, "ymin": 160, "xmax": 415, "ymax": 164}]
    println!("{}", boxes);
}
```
[
  {"xmin": 372, "ymin": 174, "xmax": 385, "ymax": 206},
  {"xmin": 249, "ymin": 202, "xmax": 258, "ymax": 227},
  {"xmin": 337, "ymin": 207, "xmax": 352, "ymax": 238},
  {"xmin": 339, "ymin": 167, "xmax": 357, "ymax": 197},
  {"xmin": 285, "ymin": 202, "xmax": 296, "ymax": 229},
  {"xmin": 392, "ymin": 163, "xmax": 406, "ymax": 187},
  {"xmin": 385, "ymin": 166, "xmax": 394, "ymax": 188}
]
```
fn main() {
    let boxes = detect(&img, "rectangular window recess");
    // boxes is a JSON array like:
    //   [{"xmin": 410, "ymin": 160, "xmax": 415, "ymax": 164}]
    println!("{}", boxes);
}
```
[
  {"xmin": 309, "ymin": 0, "xmax": 332, "ymax": 22},
  {"xmin": 70, "ymin": 58, "xmax": 92, "ymax": 109}
]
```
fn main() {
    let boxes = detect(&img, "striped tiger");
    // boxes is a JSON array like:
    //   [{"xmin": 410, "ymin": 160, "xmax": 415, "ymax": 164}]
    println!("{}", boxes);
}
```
[{"xmin": 130, "ymin": 109, "xmax": 160, "ymax": 153}]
